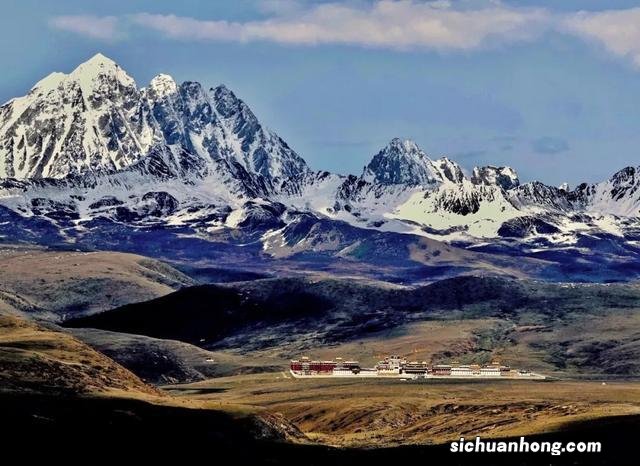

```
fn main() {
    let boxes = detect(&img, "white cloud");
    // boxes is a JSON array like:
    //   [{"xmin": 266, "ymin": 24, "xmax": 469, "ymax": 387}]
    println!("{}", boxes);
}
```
[
  {"xmin": 46, "ymin": 4, "xmax": 640, "ymax": 70},
  {"xmin": 132, "ymin": 1, "xmax": 550, "ymax": 51},
  {"xmin": 562, "ymin": 8, "xmax": 640, "ymax": 68},
  {"xmin": 49, "ymin": 15, "xmax": 121, "ymax": 41}
]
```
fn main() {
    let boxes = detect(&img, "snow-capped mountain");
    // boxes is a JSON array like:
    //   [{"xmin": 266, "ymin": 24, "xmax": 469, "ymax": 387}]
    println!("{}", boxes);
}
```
[
  {"xmin": 283, "ymin": 135, "xmax": 640, "ymax": 250},
  {"xmin": 1, "ymin": 54, "xmax": 640, "ymax": 282},
  {"xmin": 579, "ymin": 166, "xmax": 640, "ymax": 217},
  {"xmin": 285, "ymin": 138, "xmax": 527, "ymax": 239},
  {"xmin": 0, "ymin": 54, "xmax": 144, "ymax": 179},
  {"xmin": 362, "ymin": 138, "xmax": 440, "ymax": 186},
  {"xmin": 0, "ymin": 53, "xmax": 308, "ymax": 194},
  {"xmin": 361, "ymin": 138, "xmax": 467, "ymax": 186}
]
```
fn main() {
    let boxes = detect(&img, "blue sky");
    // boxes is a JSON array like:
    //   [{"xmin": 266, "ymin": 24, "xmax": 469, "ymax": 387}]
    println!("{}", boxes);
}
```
[{"xmin": 2, "ymin": 0, "xmax": 640, "ymax": 185}]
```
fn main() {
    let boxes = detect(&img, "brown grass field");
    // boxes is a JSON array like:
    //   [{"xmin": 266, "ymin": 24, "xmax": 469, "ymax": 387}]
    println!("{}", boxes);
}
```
[
  {"xmin": 155, "ymin": 311, "xmax": 640, "ymax": 447},
  {"xmin": 5, "ymin": 303, "xmax": 638, "ymax": 451},
  {"xmin": 0, "ymin": 313, "xmax": 156, "ymax": 395},
  {"xmin": 0, "ymin": 247, "xmax": 192, "ymax": 320},
  {"xmin": 2, "ymin": 246, "xmax": 640, "ymax": 458},
  {"xmin": 165, "ymin": 373, "xmax": 640, "ymax": 447}
]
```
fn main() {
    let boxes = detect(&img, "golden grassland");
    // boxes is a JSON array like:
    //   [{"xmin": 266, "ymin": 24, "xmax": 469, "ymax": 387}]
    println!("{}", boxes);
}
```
[
  {"xmin": 2, "ymin": 246, "xmax": 640, "ymax": 450},
  {"xmin": 0, "ymin": 312, "xmax": 294, "ymax": 425},
  {"xmin": 160, "ymin": 315, "xmax": 640, "ymax": 447},
  {"xmin": 0, "ymin": 313, "xmax": 156, "ymax": 395},
  {"xmin": 165, "ymin": 373, "xmax": 640, "ymax": 447},
  {"xmin": 2, "ymin": 308, "xmax": 640, "ymax": 449}
]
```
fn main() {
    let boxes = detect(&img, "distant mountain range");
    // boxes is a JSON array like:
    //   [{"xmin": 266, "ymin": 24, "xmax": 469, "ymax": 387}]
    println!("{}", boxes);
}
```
[{"xmin": 1, "ymin": 54, "xmax": 639, "ymax": 283}]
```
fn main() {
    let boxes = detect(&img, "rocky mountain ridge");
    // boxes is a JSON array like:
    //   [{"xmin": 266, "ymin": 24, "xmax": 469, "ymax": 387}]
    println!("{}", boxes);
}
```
[{"xmin": 1, "ymin": 55, "xmax": 639, "ymax": 282}]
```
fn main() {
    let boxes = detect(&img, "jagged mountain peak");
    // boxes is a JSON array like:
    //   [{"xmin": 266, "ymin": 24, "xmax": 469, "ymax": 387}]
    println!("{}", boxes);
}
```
[
  {"xmin": 609, "ymin": 166, "xmax": 636, "ymax": 184},
  {"xmin": 20, "ymin": 53, "xmax": 130, "ymax": 102},
  {"xmin": 363, "ymin": 138, "xmax": 439, "ymax": 186},
  {"xmin": 211, "ymin": 84, "xmax": 254, "ymax": 120},
  {"xmin": 68, "ymin": 53, "xmax": 136, "ymax": 91},
  {"xmin": 0, "ymin": 54, "xmax": 143, "ymax": 178},
  {"xmin": 362, "ymin": 140, "xmax": 470, "ymax": 186},
  {"xmin": 583, "ymin": 165, "xmax": 640, "ymax": 216},
  {"xmin": 71, "ymin": 53, "xmax": 119, "ymax": 75},
  {"xmin": 205, "ymin": 84, "xmax": 309, "ymax": 182},
  {"xmin": 213, "ymin": 83, "xmax": 232, "ymax": 94},
  {"xmin": 23, "ymin": 54, "xmax": 135, "ymax": 102},
  {"xmin": 0, "ymin": 55, "xmax": 309, "ymax": 185},
  {"xmin": 386, "ymin": 137, "xmax": 421, "ymax": 153}
]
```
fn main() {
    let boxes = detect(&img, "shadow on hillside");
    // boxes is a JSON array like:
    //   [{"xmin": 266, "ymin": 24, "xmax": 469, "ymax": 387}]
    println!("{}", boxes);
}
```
[{"xmin": 2, "ymin": 392, "xmax": 638, "ymax": 465}]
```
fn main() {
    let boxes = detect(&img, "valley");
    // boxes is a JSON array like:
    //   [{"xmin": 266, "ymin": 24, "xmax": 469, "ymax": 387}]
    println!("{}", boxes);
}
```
[
  {"xmin": 63, "ymin": 275, "xmax": 640, "ymax": 379},
  {"xmin": 1, "ymin": 246, "xmax": 640, "ymax": 464}
]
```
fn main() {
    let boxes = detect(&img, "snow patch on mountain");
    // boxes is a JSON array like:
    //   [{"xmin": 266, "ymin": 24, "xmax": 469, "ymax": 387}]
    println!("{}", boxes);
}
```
[
  {"xmin": 147, "ymin": 74, "xmax": 178, "ymax": 99},
  {"xmin": 392, "ymin": 182, "xmax": 522, "ymax": 238},
  {"xmin": 432, "ymin": 157, "xmax": 466, "ymax": 184},
  {"xmin": 585, "ymin": 166, "xmax": 640, "ymax": 217},
  {"xmin": 471, "ymin": 165, "xmax": 519, "ymax": 190}
]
